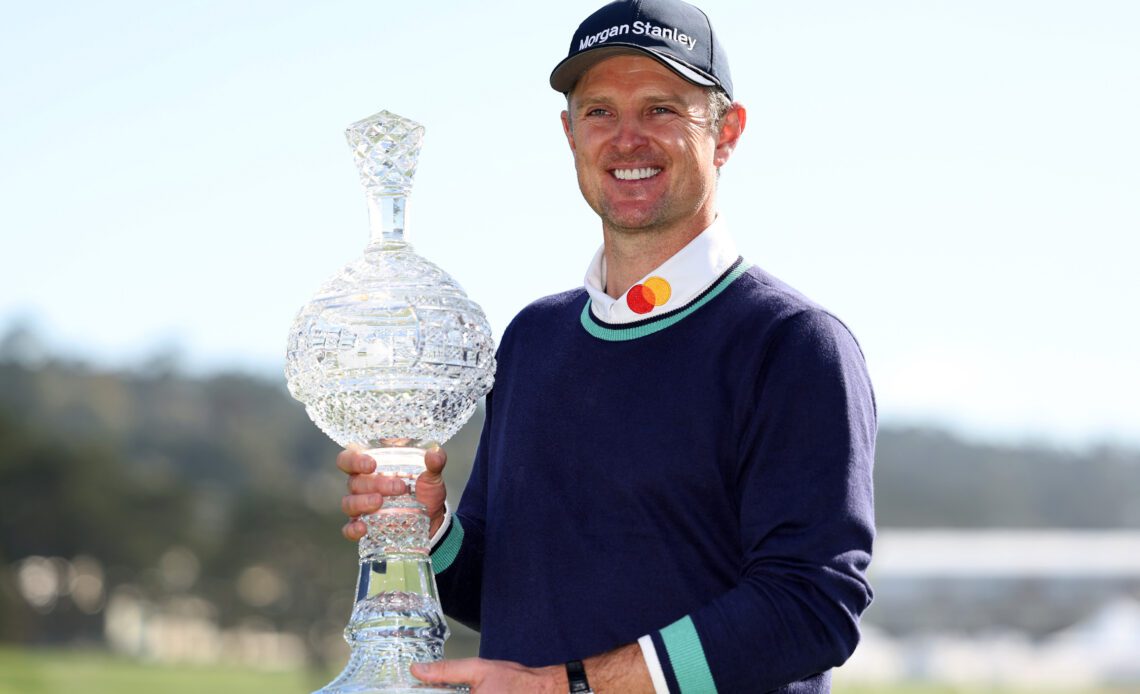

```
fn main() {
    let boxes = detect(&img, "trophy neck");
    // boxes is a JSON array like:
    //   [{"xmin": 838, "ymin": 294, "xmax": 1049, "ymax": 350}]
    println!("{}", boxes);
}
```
[{"xmin": 367, "ymin": 194, "xmax": 408, "ymax": 246}]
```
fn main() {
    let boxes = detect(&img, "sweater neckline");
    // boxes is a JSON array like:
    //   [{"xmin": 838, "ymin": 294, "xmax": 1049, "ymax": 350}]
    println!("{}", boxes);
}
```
[
  {"xmin": 584, "ymin": 217, "xmax": 739, "ymax": 325},
  {"xmin": 580, "ymin": 258, "xmax": 750, "ymax": 341}
]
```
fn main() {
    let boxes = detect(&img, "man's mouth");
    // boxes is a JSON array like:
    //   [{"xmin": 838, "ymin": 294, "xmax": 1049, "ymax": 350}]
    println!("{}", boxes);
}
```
[{"xmin": 611, "ymin": 167, "xmax": 662, "ymax": 181}]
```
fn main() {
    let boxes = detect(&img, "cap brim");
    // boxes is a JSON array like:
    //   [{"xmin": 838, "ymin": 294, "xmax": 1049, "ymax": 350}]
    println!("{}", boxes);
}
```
[{"xmin": 549, "ymin": 44, "xmax": 718, "ymax": 95}]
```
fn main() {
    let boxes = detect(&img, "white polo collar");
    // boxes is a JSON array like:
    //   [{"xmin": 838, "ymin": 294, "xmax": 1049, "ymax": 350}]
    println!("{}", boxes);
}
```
[{"xmin": 584, "ymin": 217, "xmax": 739, "ymax": 325}]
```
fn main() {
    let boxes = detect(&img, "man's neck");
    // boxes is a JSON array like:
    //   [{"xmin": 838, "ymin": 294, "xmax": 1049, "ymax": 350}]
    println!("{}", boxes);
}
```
[{"xmin": 601, "ymin": 213, "xmax": 716, "ymax": 299}]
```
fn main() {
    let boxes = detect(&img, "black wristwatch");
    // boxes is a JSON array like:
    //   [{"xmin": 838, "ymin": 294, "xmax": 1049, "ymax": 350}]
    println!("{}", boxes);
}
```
[{"xmin": 565, "ymin": 659, "xmax": 594, "ymax": 694}]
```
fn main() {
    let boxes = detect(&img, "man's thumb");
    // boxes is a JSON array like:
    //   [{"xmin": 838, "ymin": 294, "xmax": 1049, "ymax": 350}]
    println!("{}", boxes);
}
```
[
  {"xmin": 421, "ymin": 447, "xmax": 447, "ymax": 483},
  {"xmin": 411, "ymin": 658, "xmax": 468, "ymax": 683}
]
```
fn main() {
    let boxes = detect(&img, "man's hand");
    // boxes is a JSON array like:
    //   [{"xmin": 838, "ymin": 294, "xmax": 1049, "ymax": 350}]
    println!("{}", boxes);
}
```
[
  {"xmin": 410, "ymin": 659, "xmax": 564, "ymax": 694},
  {"xmin": 337, "ymin": 446, "xmax": 450, "ymax": 540},
  {"xmin": 411, "ymin": 643, "xmax": 653, "ymax": 694}
]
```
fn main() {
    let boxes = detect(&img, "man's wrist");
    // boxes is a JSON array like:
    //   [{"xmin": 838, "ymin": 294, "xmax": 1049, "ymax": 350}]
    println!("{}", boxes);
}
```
[
  {"xmin": 541, "ymin": 663, "xmax": 570, "ymax": 694},
  {"xmin": 427, "ymin": 503, "xmax": 451, "ymax": 547}
]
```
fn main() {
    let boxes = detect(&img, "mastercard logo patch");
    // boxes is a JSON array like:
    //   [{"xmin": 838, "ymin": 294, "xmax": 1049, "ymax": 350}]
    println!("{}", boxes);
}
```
[{"xmin": 626, "ymin": 276, "xmax": 672, "ymax": 315}]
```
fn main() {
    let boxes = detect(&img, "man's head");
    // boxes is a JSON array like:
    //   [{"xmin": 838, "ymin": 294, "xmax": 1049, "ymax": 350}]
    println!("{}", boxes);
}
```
[{"xmin": 551, "ymin": 0, "xmax": 744, "ymax": 241}]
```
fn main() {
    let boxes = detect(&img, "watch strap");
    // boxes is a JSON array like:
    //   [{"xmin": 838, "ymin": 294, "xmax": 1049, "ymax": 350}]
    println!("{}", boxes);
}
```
[{"xmin": 566, "ymin": 659, "xmax": 594, "ymax": 693}]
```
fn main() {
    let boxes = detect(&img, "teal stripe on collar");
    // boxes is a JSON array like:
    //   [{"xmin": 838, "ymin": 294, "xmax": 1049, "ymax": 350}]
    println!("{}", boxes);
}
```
[{"xmin": 580, "ymin": 262, "xmax": 751, "ymax": 342}]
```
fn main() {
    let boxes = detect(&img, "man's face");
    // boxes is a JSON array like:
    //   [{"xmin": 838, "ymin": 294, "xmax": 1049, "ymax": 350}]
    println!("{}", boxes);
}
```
[{"xmin": 561, "ymin": 54, "xmax": 737, "ymax": 237}]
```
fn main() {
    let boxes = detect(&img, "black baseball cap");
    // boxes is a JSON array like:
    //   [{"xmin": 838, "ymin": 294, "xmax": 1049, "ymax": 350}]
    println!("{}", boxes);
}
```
[{"xmin": 549, "ymin": 0, "xmax": 733, "ymax": 100}]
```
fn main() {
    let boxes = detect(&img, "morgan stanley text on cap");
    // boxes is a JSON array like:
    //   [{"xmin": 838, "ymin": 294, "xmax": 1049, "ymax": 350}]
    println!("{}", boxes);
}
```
[{"xmin": 549, "ymin": 0, "xmax": 733, "ymax": 100}]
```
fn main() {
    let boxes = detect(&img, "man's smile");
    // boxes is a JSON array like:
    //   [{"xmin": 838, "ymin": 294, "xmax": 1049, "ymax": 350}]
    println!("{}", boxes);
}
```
[{"xmin": 611, "ymin": 167, "xmax": 663, "ymax": 181}]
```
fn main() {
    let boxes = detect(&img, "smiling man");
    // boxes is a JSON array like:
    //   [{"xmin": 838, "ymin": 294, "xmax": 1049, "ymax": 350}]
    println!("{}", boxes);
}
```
[{"xmin": 338, "ymin": 1, "xmax": 877, "ymax": 692}]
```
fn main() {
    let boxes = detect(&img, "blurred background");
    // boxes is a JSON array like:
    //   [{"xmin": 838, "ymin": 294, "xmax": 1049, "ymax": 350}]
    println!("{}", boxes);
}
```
[{"xmin": 2, "ymin": 1, "xmax": 1138, "ymax": 692}]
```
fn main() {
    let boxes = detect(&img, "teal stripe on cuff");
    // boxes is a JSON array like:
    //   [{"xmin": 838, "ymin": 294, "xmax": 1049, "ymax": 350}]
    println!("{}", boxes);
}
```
[
  {"xmin": 431, "ymin": 516, "xmax": 464, "ymax": 574},
  {"xmin": 659, "ymin": 615, "xmax": 717, "ymax": 693}
]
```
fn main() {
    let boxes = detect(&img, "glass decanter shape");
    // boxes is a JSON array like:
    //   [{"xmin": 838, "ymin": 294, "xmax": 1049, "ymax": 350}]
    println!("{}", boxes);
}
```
[{"xmin": 286, "ymin": 110, "xmax": 495, "ymax": 693}]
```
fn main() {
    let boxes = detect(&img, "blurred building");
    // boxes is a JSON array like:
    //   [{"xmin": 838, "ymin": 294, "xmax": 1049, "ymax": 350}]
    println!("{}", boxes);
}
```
[
  {"xmin": 869, "ymin": 529, "xmax": 1140, "ymax": 635},
  {"xmin": 838, "ymin": 529, "xmax": 1140, "ymax": 687}
]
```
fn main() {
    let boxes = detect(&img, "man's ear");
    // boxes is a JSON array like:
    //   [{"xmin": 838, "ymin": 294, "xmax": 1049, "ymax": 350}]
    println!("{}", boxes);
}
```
[
  {"xmin": 561, "ymin": 110, "xmax": 576, "ymax": 153},
  {"xmin": 713, "ymin": 103, "xmax": 747, "ymax": 168}
]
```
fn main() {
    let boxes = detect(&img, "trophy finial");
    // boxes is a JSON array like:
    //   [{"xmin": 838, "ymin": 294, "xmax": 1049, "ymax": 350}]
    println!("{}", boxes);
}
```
[{"xmin": 345, "ymin": 110, "xmax": 425, "ymax": 198}]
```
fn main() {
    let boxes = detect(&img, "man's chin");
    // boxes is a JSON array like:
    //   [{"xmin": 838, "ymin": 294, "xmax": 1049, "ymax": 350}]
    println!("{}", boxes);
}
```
[{"xmin": 597, "ymin": 203, "xmax": 668, "ymax": 232}]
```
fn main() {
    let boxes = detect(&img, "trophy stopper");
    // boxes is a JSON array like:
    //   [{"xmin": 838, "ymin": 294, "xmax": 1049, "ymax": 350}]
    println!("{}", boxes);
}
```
[{"xmin": 345, "ymin": 110, "xmax": 426, "ymax": 198}]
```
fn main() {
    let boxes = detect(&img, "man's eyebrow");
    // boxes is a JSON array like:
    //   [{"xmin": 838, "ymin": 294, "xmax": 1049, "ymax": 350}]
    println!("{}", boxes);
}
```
[
  {"xmin": 573, "ymin": 90, "xmax": 691, "ymax": 107},
  {"xmin": 641, "ymin": 89, "xmax": 688, "ymax": 99}
]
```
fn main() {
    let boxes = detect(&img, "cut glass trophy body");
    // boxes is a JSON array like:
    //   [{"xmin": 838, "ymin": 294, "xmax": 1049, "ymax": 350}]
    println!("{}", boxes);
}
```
[{"xmin": 286, "ymin": 110, "xmax": 495, "ymax": 693}]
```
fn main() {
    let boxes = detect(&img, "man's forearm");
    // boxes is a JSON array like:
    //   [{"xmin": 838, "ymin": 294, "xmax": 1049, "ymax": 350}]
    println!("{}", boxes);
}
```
[
  {"xmin": 409, "ymin": 641, "xmax": 655, "ymax": 693},
  {"xmin": 583, "ymin": 642, "xmax": 655, "ymax": 694}
]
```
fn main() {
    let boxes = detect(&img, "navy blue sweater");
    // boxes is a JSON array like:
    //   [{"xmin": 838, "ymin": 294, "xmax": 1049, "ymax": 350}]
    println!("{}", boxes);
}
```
[{"xmin": 431, "ymin": 263, "xmax": 876, "ymax": 693}]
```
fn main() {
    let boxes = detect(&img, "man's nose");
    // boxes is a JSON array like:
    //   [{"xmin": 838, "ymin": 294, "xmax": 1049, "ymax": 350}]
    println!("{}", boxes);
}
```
[{"xmin": 611, "ymin": 116, "xmax": 649, "ymax": 153}]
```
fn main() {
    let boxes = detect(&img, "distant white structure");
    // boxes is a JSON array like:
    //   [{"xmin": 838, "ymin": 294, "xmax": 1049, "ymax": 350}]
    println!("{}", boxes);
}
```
[
  {"xmin": 839, "ymin": 597, "xmax": 1140, "ymax": 687},
  {"xmin": 872, "ymin": 529, "xmax": 1140, "ymax": 578},
  {"xmin": 1047, "ymin": 598, "xmax": 1140, "ymax": 682},
  {"xmin": 104, "ymin": 586, "xmax": 307, "ymax": 669},
  {"xmin": 836, "ymin": 530, "xmax": 1140, "ymax": 687}
]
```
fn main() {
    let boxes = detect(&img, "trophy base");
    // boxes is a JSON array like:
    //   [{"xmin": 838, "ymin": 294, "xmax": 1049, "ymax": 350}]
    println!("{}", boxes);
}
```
[
  {"xmin": 316, "ymin": 684, "xmax": 465, "ymax": 693},
  {"xmin": 314, "ymin": 639, "xmax": 467, "ymax": 694}
]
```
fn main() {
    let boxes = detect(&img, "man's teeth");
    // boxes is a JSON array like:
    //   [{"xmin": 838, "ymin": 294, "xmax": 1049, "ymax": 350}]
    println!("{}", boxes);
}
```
[{"xmin": 613, "ymin": 167, "xmax": 661, "ymax": 181}]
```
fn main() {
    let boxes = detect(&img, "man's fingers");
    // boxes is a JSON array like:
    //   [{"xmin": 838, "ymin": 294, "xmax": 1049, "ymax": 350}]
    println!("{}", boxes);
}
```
[
  {"xmin": 336, "ymin": 448, "xmax": 376, "ymax": 475},
  {"xmin": 347, "ymin": 474, "xmax": 410, "ymax": 496},
  {"xmin": 341, "ymin": 493, "xmax": 383, "ymax": 517},
  {"xmin": 341, "ymin": 519, "xmax": 366, "ymax": 541}
]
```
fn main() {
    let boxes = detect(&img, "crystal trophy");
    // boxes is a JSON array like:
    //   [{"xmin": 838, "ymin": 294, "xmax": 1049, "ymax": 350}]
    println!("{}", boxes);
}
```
[{"xmin": 285, "ymin": 110, "xmax": 495, "ymax": 693}]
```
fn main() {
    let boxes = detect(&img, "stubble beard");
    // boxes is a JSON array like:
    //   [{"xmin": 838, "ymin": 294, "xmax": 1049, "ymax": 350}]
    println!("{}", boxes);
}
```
[{"xmin": 591, "ymin": 179, "xmax": 713, "ymax": 242}]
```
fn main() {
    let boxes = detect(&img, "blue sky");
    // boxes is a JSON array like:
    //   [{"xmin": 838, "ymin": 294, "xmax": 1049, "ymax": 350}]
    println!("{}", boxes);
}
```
[{"xmin": 2, "ymin": 1, "xmax": 1138, "ymax": 446}]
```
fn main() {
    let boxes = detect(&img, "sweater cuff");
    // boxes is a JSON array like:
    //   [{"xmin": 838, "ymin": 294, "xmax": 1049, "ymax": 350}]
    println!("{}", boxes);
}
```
[
  {"xmin": 428, "ymin": 502, "xmax": 452, "ymax": 549},
  {"xmin": 638, "ymin": 634, "xmax": 671, "ymax": 694},
  {"xmin": 649, "ymin": 615, "xmax": 717, "ymax": 694},
  {"xmin": 430, "ymin": 513, "xmax": 464, "ymax": 574}
]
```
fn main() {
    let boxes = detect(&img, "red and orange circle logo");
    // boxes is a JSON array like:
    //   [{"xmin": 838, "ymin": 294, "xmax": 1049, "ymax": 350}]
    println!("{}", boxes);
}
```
[{"xmin": 626, "ymin": 276, "xmax": 672, "ymax": 315}]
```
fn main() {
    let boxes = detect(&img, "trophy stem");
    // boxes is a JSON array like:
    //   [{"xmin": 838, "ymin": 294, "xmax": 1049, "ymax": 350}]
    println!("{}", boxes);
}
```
[
  {"xmin": 367, "ymin": 194, "xmax": 408, "ymax": 246},
  {"xmin": 315, "ymin": 449, "xmax": 466, "ymax": 694}
]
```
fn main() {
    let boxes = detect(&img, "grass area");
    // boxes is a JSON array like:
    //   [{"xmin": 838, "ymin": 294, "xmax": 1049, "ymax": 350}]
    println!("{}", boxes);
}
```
[
  {"xmin": 0, "ymin": 646, "xmax": 323, "ymax": 694},
  {"xmin": 1, "ymin": 646, "xmax": 1137, "ymax": 694}
]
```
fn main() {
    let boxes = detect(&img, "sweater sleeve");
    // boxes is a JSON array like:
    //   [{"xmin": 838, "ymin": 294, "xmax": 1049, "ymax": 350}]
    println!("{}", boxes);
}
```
[
  {"xmin": 430, "ymin": 387, "xmax": 494, "ymax": 632},
  {"xmin": 648, "ymin": 309, "xmax": 877, "ymax": 693}
]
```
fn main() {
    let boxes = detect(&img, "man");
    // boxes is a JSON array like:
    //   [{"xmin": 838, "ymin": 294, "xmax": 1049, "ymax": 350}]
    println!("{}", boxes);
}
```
[{"xmin": 338, "ymin": 1, "xmax": 876, "ymax": 692}]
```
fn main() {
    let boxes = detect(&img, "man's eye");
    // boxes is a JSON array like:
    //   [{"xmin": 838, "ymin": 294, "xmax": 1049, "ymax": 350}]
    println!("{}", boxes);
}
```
[
  {"xmin": 651, "ymin": 106, "xmax": 675, "ymax": 115},
  {"xmin": 585, "ymin": 108, "xmax": 610, "ymax": 117}
]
